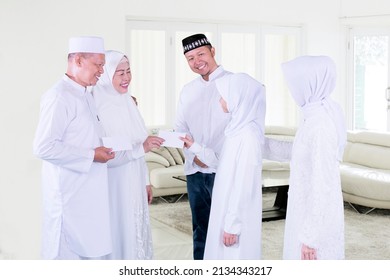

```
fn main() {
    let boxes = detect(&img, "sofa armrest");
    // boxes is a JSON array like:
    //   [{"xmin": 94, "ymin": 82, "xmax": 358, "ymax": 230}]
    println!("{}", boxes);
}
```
[
  {"xmin": 147, "ymin": 161, "xmax": 166, "ymax": 173},
  {"xmin": 145, "ymin": 152, "xmax": 170, "ymax": 167}
]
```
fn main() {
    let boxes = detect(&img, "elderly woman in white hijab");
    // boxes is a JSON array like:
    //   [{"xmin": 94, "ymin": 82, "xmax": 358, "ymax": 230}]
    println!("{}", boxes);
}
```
[
  {"xmin": 281, "ymin": 55, "xmax": 347, "ymax": 260},
  {"xmin": 93, "ymin": 50, "xmax": 164, "ymax": 259},
  {"xmin": 181, "ymin": 73, "xmax": 266, "ymax": 259}
]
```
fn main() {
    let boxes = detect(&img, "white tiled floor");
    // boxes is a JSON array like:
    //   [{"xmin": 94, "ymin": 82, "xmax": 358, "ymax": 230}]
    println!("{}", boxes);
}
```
[{"xmin": 150, "ymin": 217, "xmax": 193, "ymax": 260}]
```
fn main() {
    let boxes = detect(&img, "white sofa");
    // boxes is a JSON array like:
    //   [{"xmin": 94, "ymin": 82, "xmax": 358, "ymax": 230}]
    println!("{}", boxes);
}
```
[
  {"xmin": 262, "ymin": 126, "xmax": 295, "ymax": 185},
  {"xmin": 262, "ymin": 128, "xmax": 390, "ymax": 212},
  {"xmin": 340, "ymin": 130, "xmax": 390, "ymax": 212},
  {"xmin": 145, "ymin": 126, "xmax": 390, "ymax": 211},
  {"xmin": 145, "ymin": 146, "xmax": 187, "ymax": 198},
  {"xmin": 145, "ymin": 126, "xmax": 295, "ymax": 199}
]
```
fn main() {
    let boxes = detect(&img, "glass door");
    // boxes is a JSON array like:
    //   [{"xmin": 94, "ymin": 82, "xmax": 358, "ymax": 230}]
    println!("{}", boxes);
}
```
[{"xmin": 349, "ymin": 28, "xmax": 390, "ymax": 131}]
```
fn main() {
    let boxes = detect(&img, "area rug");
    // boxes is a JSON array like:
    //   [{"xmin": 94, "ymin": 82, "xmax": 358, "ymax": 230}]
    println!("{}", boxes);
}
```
[{"xmin": 149, "ymin": 190, "xmax": 390, "ymax": 260}]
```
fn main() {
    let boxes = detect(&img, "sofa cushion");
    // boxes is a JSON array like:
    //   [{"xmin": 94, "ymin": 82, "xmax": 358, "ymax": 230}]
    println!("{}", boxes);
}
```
[
  {"xmin": 145, "ymin": 151, "xmax": 170, "ymax": 167},
  {"xmin": 348, "ymin": 130, "xmax": 390, "ymax": 147},
  {"xmin": 343, "ymin": 142, "xmax": 390, "ymax": 170},
  {"xmin": 166, "ymin": 147, "xmax": 184, "ymax": 165},
  {"xmin": 340, "ymin": 162, "xmax": 390, "ymax": 201},
  {"xmin": 151, "ymin": 147, "xmax": 176, "ymax": 166},
  {"xmin": 178, "ymin": 148, "xmax": 185, "ymax": 160}
]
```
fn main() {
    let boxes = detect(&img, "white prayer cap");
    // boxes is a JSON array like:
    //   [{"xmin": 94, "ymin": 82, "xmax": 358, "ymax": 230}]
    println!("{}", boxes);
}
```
[{"xmin": 68, "ymin": 36, "xmax": 105, "ymax": 54}]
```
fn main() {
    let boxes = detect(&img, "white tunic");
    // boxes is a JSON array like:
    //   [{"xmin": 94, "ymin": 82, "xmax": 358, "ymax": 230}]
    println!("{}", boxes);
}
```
[
  {"xmin": 93, "ymin": 51, "xmax": 153, "ymax": 259},
  {"xmin": 204, "ymin": 126, "xmax": 263, "ymax": 259},
  {"xmin": 33, "ymin": 75, "xmax": 111, "ymax": 259},
  {"xmin": 175, "ymin": 66, "xmax": 231, "ymax": 175},
  {"xmin": 203, "ymin": 73, "xmax": 266, "ymax": 259},
  {"xmin": 102, "ymin": 152, "xmax": 153, "ymax": 259},
  {"xmin": 283, "ymin": 109, "xmax": 345, "ymax": 259},
  {"xmin": 281, "ymin": 56, "xmax": 346, "ymax": 259}
]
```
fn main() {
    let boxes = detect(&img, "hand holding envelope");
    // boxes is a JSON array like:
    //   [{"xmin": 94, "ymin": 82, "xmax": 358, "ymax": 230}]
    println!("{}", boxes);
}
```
[
  {"xmin": 143, "ymin": 135, "xmax": 165, "ymax": 153},
  {"xmin": 179, "ymin": 134, "xmax": 194, "ymax": 149},
  {"xmin": 158, "ymin": 130, "xmax": 186, "ymax": 148},
  {"xmin": 102, "ymin": 131, "xmax": 185, "ymax": 151},
  {"xmin": 103, "ymin": 135, "xmax": 166, "ymax": 153}
]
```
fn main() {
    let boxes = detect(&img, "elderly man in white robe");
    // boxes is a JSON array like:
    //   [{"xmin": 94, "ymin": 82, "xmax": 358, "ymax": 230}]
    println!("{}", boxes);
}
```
[
  {"xmin": 181, "ymin": 73, "xmax": 266, "ymax": 259},
  {"xmin": 33, "ymin": 36, "xmax": 115, "ymax": 259},
  {"xmin": 281, "ymin": 56, "xmax": 346, "ymax": 260}
]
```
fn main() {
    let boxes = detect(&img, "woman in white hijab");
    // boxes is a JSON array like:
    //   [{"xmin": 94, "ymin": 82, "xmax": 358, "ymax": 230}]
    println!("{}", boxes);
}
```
[
  {"xmin": 281, "ymin": 55, "xmax": 346, "ymax": 260},
  {"xmin": 93, "ymin": 50, "xmax": 163, "ymax": 259},
  {"xmin": 182, "ymin": 73, "xmax": 266, "ymax": 259}
]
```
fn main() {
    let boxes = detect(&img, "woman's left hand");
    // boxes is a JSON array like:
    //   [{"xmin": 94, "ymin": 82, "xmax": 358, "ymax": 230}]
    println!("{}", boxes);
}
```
[
  {"xmin": 223, "ymin": 231, "xmax": 238, "ymax": 247},
  {"xmin": 301, "ymin": 244, "xmax": 317, "ymax": 260},
  {"xmin": 146, "ymin": 185, "xmax": 153, "ymax": 204}
]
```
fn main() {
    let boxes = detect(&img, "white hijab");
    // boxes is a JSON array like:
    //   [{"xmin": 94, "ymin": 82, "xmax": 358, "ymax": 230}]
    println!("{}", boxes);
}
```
[
  {"xmin": 281, "ymin": 55, "xmax": 347, "ymax": 160},
  {"xmin": 93, "ymin": 50, "xmax": 147, "ymax": 144},
  {"xmin": 216, "ymin": 73, "xmax": 266, "ymax": 142}
]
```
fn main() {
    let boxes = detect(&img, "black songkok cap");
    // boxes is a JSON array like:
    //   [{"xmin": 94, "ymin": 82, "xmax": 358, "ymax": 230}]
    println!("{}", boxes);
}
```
[{"xmin": 182, "ymin": 33, "xmax": 212, "ymax": 54}]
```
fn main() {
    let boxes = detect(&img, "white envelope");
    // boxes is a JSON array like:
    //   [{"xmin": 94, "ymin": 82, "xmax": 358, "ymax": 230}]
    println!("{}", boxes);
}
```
[
  {"xmin": 158, "ymin": 130, "xmax": 185, "ymax": 148},
  {"xmin": 102, "ymin": 137, "xmax": 133, "ymax": 151}
]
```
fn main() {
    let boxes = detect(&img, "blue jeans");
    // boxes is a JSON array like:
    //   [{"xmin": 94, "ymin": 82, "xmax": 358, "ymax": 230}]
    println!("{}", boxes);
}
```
[{"xmin": 186, "ymin": 172, "xmax": 215, "ymax": 260}]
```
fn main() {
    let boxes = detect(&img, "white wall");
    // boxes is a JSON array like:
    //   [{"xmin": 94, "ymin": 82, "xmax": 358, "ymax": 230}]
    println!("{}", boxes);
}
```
[
  {"xmin": 341, "ymin": 0, "xmax": 390, "ymax": 17},
  {"xmin": 0, "ymin": 0, "xmax": 125, "ymax": 259},
  {"xmin": 0, "ymin": 0, "xmax": 387, "ymax": 259}
]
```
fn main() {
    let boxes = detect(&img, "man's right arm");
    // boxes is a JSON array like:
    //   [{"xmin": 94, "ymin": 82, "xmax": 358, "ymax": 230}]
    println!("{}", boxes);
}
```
[
  {"xmin": 188, "ymin": 142, "xmax": 219, "ymax": 169},
  {"xmin": 33, "ymin": 95, "xmax": 100, "ymax": 173},
  {"xmin": 180, "ymin": 135, "xmax": 218, "ymax": 169}
]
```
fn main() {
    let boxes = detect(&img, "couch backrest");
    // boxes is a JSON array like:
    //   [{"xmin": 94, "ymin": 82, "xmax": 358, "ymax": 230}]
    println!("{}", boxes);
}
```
[
  {"xmin": 265, "ymin": 126, "xmax": 296, "ymax": 142},
  {"xmin": 343, "ymin": 130, "xmax": 390, "ymax": 170},
  {"xmin": 265, "ymin": 126, "xmax": 297, "ymax": 136}
]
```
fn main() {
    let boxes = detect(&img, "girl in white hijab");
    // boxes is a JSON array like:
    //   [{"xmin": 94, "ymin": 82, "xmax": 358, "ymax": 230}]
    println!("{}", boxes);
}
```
[
  {"xmin": 182, "ymin": 73, "xmax": 266, "ymax": 259},
  {"xmin": 281, "ymin": 55, "xmax": 346, "ymax": 260},
  {"xmin": 93, "ymin": 50, "xmax": 163, "ymax": 259}
]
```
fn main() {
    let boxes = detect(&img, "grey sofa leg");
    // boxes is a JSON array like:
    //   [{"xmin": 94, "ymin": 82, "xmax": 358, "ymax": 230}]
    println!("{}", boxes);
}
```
[{"xmin": 348, "ymin": 202, "xmax": 376, "ymax": 215}]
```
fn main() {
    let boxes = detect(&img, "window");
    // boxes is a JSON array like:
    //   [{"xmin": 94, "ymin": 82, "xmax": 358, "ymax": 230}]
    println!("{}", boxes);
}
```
[
  {"xmin": 126, "ymin": 19, "xmax": 302, "ymax": 128},
  {"xmin": 262, "ymin": 27, "xmax": 301, "ymax": 127},
  {"xmin": 128, "ymin": 29, "xmax": 166, "ymax": 126},
  {"xmin": 219, "ymin": 24, "xmax": 258, "ymax": 77},
  {"xmin": 348, "ymin": 28, "xmax": 390, "ymax": 131}
]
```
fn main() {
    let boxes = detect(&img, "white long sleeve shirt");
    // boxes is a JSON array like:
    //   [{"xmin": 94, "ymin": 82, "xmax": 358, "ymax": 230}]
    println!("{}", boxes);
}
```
[
  {"xmin": 175, "ymin": 66, "xmax": 232, "ymax": 175},
  {"xmin": 33, "ymin": 75, "xmax": 112, "ymax": 259}
]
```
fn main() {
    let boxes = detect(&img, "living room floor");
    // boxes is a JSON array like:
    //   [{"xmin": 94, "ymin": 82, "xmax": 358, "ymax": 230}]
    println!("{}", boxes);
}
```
[{"xmin": 150, "ymin": 217, "xmax": 193, "ymax": 260}]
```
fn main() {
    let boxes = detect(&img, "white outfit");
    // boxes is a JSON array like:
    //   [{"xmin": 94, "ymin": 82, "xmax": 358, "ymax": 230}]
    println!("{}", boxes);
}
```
[
  {"xmin": 33, "ymin": 75, "xmax": 111, "ymax": 259},
  {"xmin": 93, "ymin": 51, "xmax": 153, "ymax": 259},
  {"xmin": 281, "ymin": 56, "xmax": 346, "ymax": 259},
  {"xmin": 175, "ymin": 66, "xmax": 232, "ymax": 175},
  {"xmin": 203, "ymin": 73, "xmax": 266, "ymax": 259}
]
